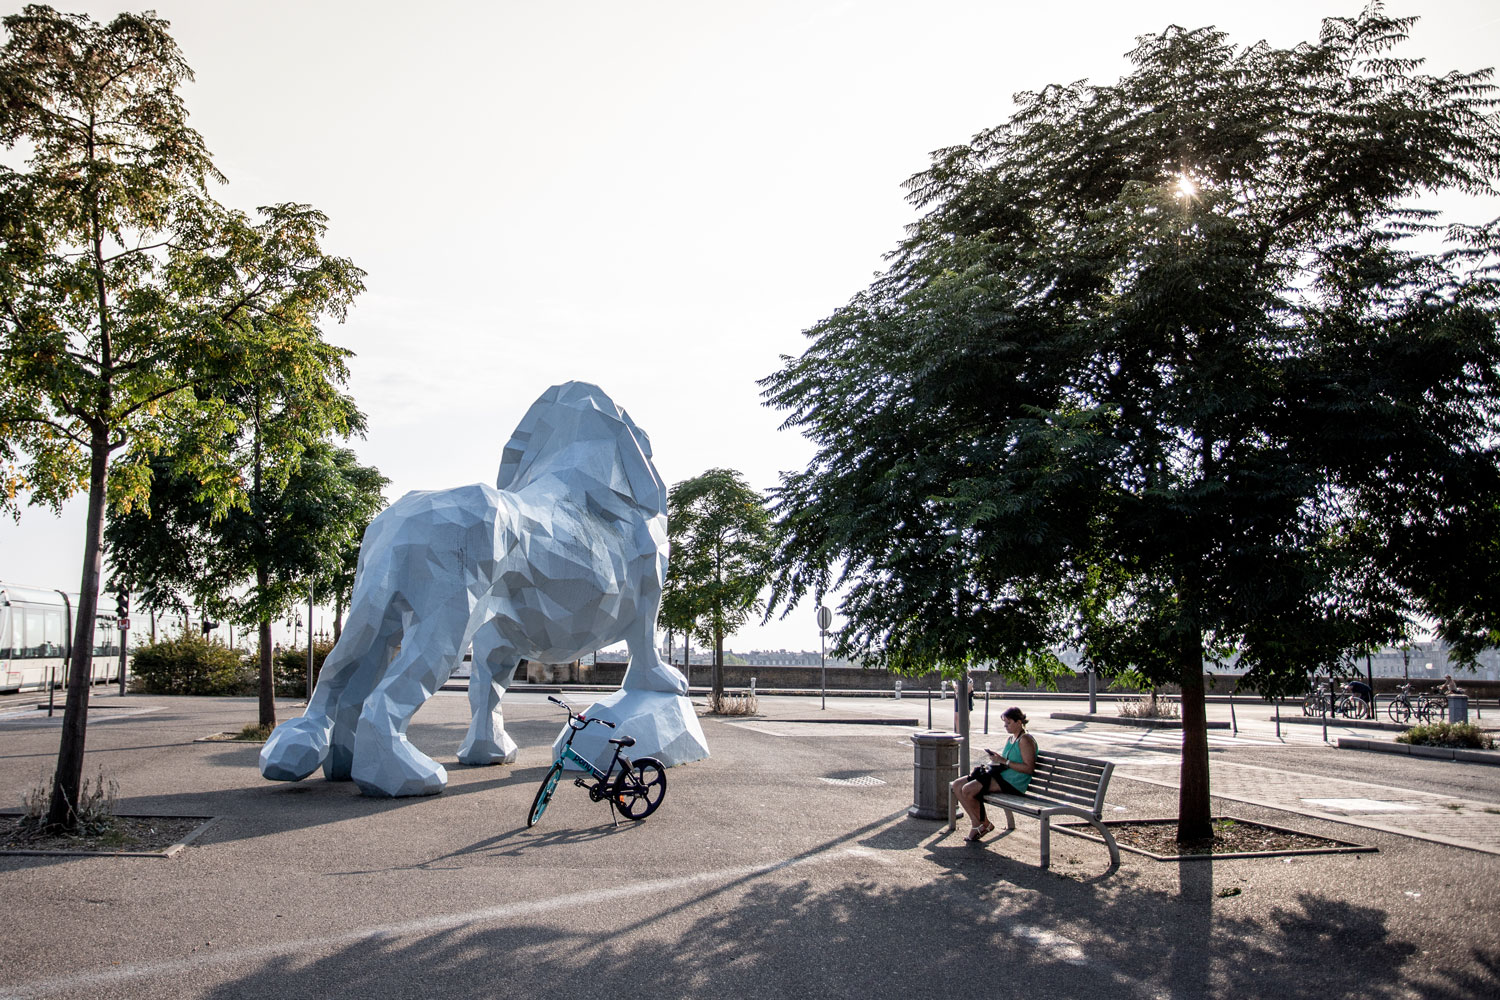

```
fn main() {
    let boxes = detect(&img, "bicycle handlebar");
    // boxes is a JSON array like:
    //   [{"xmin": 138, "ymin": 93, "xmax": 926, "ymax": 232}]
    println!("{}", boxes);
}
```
[{"xmin": 549, "ymin": 695, "xmax": 616, "ymax": 728}]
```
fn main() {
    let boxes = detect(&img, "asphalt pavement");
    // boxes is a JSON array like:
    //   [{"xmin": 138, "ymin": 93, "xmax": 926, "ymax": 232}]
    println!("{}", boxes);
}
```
[{"xmin": 1, "ymin": 687, "xmax": 1497, "ymax": 1000}]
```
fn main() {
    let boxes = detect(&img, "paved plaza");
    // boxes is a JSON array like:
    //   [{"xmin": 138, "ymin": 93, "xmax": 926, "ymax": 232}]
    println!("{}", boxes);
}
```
[{"xmin": 1, "ymin": 688, "xmax": 1497, "ymax": 999}]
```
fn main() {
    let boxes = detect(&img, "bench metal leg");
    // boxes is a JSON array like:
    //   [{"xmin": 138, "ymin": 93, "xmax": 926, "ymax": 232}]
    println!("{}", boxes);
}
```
[
  {"xmin": 1040, "ymin": 816, "xmax": 1051, "ymax": 868},
  {"xmin": 1088, "ymin": 816, "xmax": 1121, "ymax": 868},
  {"xmin": 1002, "ymin": 806, "xmax": 1016, "ymax": 832},
  {"xmin": 947, "ymin": 783, "xmax": 957, "ymax": 833}
]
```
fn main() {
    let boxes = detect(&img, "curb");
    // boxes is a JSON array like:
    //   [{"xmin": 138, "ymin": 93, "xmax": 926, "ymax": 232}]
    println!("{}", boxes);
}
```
[
  {"xmin": 1279, "ymin": 716, "xmax": 1411, "ymax": 733},
  {"xmin": 1049, "ymin": 712, "xmax": 1230, "ymax": 730},
  {"xmin": 1336, "ymin": 737, "xmax": 1500, "ymax": 765}
]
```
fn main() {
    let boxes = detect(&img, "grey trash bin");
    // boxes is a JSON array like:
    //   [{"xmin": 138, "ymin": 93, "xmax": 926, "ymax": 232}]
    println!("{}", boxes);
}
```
[
  {"xmin": 1449, "ymin": 694, "xmax": 1469, "ymax": 724},
  {"xmin": 910, "ymin": 730, "xmax": 963, "ymax": 820}
]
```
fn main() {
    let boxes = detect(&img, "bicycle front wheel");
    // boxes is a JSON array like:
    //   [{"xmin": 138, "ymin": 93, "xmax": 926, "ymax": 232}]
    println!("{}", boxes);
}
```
[
  {"xmin": 528, "ymin": 763, "xmax": 564, "ymax": 828},
  {"xmin": 615, "ymin": 758, "xmax": 667, "ymax": 820},
  {"xmin": 1387, "ymin": 700, "xmax": 1412, "ymax": 724}
]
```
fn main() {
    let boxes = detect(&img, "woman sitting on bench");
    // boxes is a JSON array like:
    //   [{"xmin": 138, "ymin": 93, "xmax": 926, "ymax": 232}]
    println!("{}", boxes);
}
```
[{"xmin": 951, "ymin": 706, "xmax": 1037, "ymax": 842}]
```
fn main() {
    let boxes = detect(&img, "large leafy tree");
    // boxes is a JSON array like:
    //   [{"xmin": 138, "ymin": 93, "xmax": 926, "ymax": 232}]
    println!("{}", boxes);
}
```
[
  {"xmin": 761, "ymin": 5, "xmax": 1500, "ymax": 841},
  {"xmin": 107, "ymin": 439, "xmax": 388, "ymax": 727},
  {"xmin": 0, "ymin": 7, "xmax": 364, "ymax": 829},
  {"xmin": 665, "ymin": 469, "xmax": 774, "ymax": 703}
]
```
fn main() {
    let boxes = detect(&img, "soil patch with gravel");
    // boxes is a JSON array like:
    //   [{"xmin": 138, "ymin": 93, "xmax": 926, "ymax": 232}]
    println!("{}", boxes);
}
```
[
  {"xmin": 0, "ymin": 815, "xmax": 207, "ymax": 855},
  {"xmin": 1095, "ymin": 817, "xmax": 1361, "ymax": 858}
]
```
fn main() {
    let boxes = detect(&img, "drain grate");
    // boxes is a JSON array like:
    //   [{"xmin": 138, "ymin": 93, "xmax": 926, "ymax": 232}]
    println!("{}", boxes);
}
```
[{"xmin": 819, "ymin": 775, "xmax": 887, "ymax": 787}]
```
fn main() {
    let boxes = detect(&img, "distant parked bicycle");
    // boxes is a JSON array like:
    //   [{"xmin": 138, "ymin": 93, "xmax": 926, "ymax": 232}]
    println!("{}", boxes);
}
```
[
  {"xmin": 527, "ymin": 695, "xmax": 667, "ymax": 828},
  {"xmin": 1302, "ymin": 688, "xmax": 1371, "ymax": 720},
  {"xmin": 1386, "ymin": 683, "xmax": 1446, "ymax": 725}
]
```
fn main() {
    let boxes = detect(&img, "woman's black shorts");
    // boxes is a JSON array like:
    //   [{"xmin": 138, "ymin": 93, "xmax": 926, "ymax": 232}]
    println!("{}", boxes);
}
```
[{"xmin": 967, "ymin": 764, "xmax": 1021, "ymax": 795}]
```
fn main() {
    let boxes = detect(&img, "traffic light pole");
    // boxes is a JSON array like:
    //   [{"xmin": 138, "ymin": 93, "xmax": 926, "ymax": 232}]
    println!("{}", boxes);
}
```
[{"xmin": 117, "ymin": 591, "xmax": 129, "ymax": 697}]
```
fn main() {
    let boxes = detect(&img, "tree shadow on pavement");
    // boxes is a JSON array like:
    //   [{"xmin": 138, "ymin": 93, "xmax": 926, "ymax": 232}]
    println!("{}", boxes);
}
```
[{"xmin": 185, "ymin": 816, "xmax": 1491, "ymax": 1000}]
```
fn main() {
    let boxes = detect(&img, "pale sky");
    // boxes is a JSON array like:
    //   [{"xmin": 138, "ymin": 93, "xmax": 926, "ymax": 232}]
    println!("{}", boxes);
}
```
[{"xmin": 2, "ymin": 1, "xmax": 1497, "ymax": 651}]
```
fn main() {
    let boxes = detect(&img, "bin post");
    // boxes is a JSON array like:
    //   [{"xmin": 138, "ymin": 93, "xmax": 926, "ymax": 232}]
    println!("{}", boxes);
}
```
[{"xmin": 909, "ymin": 730, "xmax": 963, "ymax": 821}]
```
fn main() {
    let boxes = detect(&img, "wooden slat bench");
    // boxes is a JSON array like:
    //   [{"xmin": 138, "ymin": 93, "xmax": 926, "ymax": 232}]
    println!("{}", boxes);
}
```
[{"xmin": 948, "ymin": 749, "xmax": 1121, "ymax": 868}]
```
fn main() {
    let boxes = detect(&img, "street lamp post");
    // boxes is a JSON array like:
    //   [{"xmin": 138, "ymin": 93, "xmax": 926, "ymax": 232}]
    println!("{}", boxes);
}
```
[
  {"xmin": 306, "ymin": 585, "xmax": 315, "ymax": 700},
  {"xmin": 817, "ymin": 606, "xmax": 832, "ymax": 710}
]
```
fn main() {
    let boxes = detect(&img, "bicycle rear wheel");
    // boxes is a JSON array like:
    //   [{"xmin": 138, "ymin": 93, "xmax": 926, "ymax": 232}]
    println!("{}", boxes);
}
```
[
  {"xmin": 1387, "ymin": 699, "xmax": 1412, "ymax": 724},
  {"xmin": 615, "ymin": 758, "xmax": 666, "ymax": 820},
  {"xmin": 528, "ymin": 763, "xmax": 564, "ymax": 828}
]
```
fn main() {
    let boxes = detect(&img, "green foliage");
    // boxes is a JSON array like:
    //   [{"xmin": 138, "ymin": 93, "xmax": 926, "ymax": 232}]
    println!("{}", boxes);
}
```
[
  {"xmin": 1396, "ymin": 722, "xmax": 1496, "ymax": 750},
  {"xmin": 760, "ymin": 6, "xmax": 1500, "ymax": 837},
  {"xmin": 273, "ymin": 640, "xmax": 335, "ymax": 698},
  {"xmin": 663, "ymin": 469, "xmax": 774, "ymax": 695},
  {"xmin": 128, "ymin": 633, "xmax": 254, "ymax": 696},
  {"xmin": 107, "ymin": 442, "xmax": 386, "ymax": 628},
  {"xmin": 0, "ymin": 6, "xmax": 365, "ymax": 827}
]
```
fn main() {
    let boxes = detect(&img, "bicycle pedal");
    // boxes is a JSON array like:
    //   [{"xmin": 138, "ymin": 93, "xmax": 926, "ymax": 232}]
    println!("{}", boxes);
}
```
[{"xmin": 574, "ymin": 778, "xmax": 587, "ymax": 788}]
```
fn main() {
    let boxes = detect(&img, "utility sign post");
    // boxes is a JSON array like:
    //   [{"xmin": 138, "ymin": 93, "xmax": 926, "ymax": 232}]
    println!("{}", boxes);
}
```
[{"xmin": 817, "ymin": 606, "xmax": 833, "ymax": 710}]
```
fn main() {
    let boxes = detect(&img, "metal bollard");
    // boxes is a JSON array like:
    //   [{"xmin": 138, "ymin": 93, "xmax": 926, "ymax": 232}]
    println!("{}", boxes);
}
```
[
  {"xmin": 750, "ymin": 677, "xmax": 756, "ymax": 696},
  {"xmin": 984, "ymin": 680, "xmax": 991, "ymax": 734},
  {"xmin": 894, "ymin": 680, "xmax": 903, "ymax": 700}
]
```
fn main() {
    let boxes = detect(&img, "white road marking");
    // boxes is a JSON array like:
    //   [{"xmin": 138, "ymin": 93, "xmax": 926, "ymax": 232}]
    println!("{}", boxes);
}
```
[
  {"xmin": 725, "ymin": 722, "xmax": 790, "ymax": 737},
  {"xmin": 1300, "ymin": 798, "xmax": 1422, "ymax": 813}
]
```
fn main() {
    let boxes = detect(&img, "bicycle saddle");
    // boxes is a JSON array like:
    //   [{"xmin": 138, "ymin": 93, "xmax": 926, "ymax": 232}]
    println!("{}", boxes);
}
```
[{"xmin": 609, "ymin": 735, "xmax": 636, "ymax": 748}]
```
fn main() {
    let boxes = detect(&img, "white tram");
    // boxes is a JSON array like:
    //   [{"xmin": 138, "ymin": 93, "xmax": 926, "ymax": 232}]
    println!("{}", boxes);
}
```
[{"xmin": 0, "ymin": 582, "xmax": 124, "ymax": 693}]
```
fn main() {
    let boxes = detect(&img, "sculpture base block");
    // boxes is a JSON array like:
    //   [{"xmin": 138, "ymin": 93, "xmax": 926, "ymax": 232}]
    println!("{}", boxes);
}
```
[{"xmin": 552, "ymin": 689, "xmax": 709, "ymax": 771}]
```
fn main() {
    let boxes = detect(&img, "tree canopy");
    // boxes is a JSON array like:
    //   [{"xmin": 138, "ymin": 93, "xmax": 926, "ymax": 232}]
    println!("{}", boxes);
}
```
[
  {"xmin": 106, "ymin": 440, "xmax": 388, "ymax": 725},
  {"xmin": 761, "ymin": 4, "xmax": 1500, "ymax": 840},
  {"xmin": 0, "ymin": 6, "xmax": 365, "ymax": 828},
  {"xmin": 664, "ymin": 469, "xmax": 774, "ymax": 701}
]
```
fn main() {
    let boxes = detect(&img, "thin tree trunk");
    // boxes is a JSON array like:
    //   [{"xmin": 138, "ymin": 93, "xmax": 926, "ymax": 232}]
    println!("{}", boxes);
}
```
[
  {"xmin": 333, "ymin": 594, "xmax": 343, "ymax": 642},
  {"xmin": 47, "ymin": 435, "xmax": 109, "ymax": 830},
  {"xmin": 1177, "ymin": 639, "xmax": 1212, "ymax": 842},
  {"xmin": 712, "ymin": 626, "xmax": 724, "ymax": 703},
  {"xmin": 257, "ymin": 568, "xmax": 276, "ymax": 729}
]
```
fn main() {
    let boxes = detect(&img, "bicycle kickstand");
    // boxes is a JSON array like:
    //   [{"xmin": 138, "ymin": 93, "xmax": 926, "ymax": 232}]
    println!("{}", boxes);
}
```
[{"xmin": 607, "ymin": 794, "xmax": 621, "ymax": 828}]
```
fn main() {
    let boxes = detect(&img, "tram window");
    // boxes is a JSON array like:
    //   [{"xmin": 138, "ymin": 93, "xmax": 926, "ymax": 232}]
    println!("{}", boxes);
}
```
[
  {"xmin": 94, "ymin": 620, "xmax": 118, "ymax": 657},
  {"xmin": 44, "ymin": 607, "xmax": 64, "ymax": 656},
  {"xmin": 25, "ymin": 608, "xmax": 46, "ymax": 657}
]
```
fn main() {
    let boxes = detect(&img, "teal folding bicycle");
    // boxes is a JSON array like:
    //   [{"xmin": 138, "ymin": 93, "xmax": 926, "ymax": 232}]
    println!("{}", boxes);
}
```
[{"xmin": 527, "ymin": 695, "xmax": 667, "ymax": 827}]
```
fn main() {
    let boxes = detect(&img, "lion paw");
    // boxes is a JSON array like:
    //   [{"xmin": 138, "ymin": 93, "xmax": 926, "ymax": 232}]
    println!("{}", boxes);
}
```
[{"xmin": 260, "ymin": 717, "xmax": 330, "ymax": 782}]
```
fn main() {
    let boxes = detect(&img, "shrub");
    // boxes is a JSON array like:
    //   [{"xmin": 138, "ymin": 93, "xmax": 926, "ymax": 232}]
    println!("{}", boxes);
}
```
[
  {"xmin": 129, "ymin": 634, "xmax": 255, "ymax": 696},
  {"xmin": 20, "ymin": 769, "xmax": 118, "ymax": 837},
  {"xmin": 274, "ymin": 640, "xmax": 336, "ymax": 698},
  {"xmin": 1396, "ymin": 721, "xmax": 1496, "ymax": 750},
  {"xmin": 707, "ymin": 690, "xmax": 759, "ymax": 716},
  {"xmin": 1118, "ymin": 692, "xmax": 1180, "ymax": 719}
]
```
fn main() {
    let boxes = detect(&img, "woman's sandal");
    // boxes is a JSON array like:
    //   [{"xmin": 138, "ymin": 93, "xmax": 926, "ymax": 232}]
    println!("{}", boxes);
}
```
[{"xmin": 964, "ymin": 821, "xmax": 995, "ymax": 842}]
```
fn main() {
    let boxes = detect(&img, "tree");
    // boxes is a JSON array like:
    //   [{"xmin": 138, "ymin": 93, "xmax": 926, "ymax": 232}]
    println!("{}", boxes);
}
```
[
  {"xmin": 0, "ymin": 7, "xmax": 364, "ymax": 829},
  {"xmin": 761, "ymin": 5, "xmax": 1500, "ymax": 841},
  {"xmin": 107, "ymin": 440, "xmax": 388, "ymax": 726},
  {"xmin": 665, "ymin": 469, "xmax": 774, "ymax": 704}
]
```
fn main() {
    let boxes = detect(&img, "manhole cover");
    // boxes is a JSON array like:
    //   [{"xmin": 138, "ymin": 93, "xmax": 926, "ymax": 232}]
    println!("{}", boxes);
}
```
[{"xmin": 819, "ymin": 775, "xmax": 886, "ymax": 787}]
